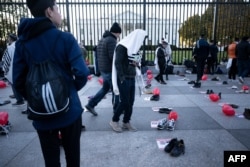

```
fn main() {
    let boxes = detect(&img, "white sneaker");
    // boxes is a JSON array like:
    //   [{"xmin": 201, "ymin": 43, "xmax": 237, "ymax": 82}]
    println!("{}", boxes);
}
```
[
  {"xmin": 231, "ymin": 85, "xmax": 238, "ymax": 89},
  {"xmin": 122, "ymin": 123, "xmax": 137, "ymax": 132},
  {"xmin": 109, "ymin": 121, "xmax": 122, "ymax": 133},
  {"xmin": 166, "ymin": 119, "xmax": 175, "ymax": 131}
]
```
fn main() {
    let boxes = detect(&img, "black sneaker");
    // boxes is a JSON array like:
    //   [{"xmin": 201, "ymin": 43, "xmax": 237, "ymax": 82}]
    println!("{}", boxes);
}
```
[
  {"xmin": 228, "ymin": 104, "xmax": 239, "ymax": 109},
  {"xmin": 170, "ymin": 139, "xmax": 185, "ymax": 157},
  {"xmin": 159, "ymin": 108, "xmax": 172, "ymax": 114},
  {"xmin": 81, "ymin": 125, "xmax": 86, "ymax": 131},
  {"xmin": 192, "ymin": 82, "xmax": 201, "ymax": 88},
  {"xmin": 85, "ymin": 105, "xmax": 98, "ymax": 116},
  {"xmin": 222, "ymin": 81, "xmax": 228, "ymax": 85},
  {"xmin": 145, "ymin": 84, "xmax": 151, "ymax": 89},
  {"xmin": 160, "ymin": 81, "xmax": 167, "ymax": 85},
  {"xmin": 150, "ymin": 95, "xmax": 160, "ymax": 101},
  {"xmin": 154, "ymin": 77, "xmax": 160, "ymax": 83},
  {"xmin": 218, "ymin": 92, "xmax": 221, "ymax": 99},
  {"xmin": 188, "ymin": 80, "xmax": 195, "ymax": 84},
  {"xmin": 9, "ymin": 95, "xmax": 15, "ymax": 99},
  {"xmin": 164, "ymin": 138, "xmax": 178, "ymax": 153},
  {"xmin": 243, "ymin": 108, "xmax": 250, "ymax": 120},
  {"xmin": 21, "ymin": 110, "xmax": 28, "ymax": 114},
  {"xmin": 12, "ymin": 101, "xmax": 25, "ymax": 106}
]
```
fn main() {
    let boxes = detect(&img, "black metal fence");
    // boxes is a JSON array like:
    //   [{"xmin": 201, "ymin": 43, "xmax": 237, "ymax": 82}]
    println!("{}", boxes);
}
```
[{"xmin": 0, "ymin": 0, "xmax": 250, "ymax": 64}]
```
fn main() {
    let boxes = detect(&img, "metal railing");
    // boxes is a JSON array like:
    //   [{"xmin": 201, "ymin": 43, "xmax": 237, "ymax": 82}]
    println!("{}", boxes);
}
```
[{"xmin": 0, "ymin": 0, "xmax": 249, "ymax": 65}]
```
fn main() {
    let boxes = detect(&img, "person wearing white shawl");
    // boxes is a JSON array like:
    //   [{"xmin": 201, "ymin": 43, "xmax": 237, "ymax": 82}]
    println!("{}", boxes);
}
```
[{"xmin": 110, "ymin": 29, "xmax": 147, "ymax": 132}]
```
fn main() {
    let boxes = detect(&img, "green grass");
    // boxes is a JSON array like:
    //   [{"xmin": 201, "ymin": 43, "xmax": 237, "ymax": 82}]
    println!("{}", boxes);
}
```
[{"xmin": 86, "ymin": 50, "xmax": 227, "ymax": 65}]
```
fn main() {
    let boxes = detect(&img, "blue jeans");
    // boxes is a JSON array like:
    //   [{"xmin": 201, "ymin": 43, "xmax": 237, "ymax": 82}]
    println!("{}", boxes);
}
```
[
  {"xmin": 237, "ymin": 59, "xmax": 250, "ymax": 78},
  {"xmin": 88, "ymin": 72, "xmax": 112, "ymax": 108},
  {"xmin": 112, "ymin": 78, "xmax": 135, "ymax": 123}
]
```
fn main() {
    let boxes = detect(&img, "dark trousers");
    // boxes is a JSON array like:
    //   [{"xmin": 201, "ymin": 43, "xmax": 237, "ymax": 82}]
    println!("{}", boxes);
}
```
[
  {"xmin": 206, "ymin": 57, "xmax": 215, "ymax": 74},
  {"xmin": 228, "ymin": 58, "xmax": 237, "ymax": 80},
  {"xmin": 113, "ymin": 78, "xmax": 135, "ymax": 123},
  {"xmin": 155, "ymin": 64, "xmax": 165, "ymax": 82},
  {"xmin": 37, "ymin": 116, "xmax": 82, "ymax": 167},
  {"xmin": 11, "ymin": 83, "xmax": 24, "ymax": 103},
  {"xmin": 196, "ymin": 59, "xmax": 206, "ymax": 82},
  {"xmin": 237, "ymin": 59, "xmax": 250, "ymax": 78}
]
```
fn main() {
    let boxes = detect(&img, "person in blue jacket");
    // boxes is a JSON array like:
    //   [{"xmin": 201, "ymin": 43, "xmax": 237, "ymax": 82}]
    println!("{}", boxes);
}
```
[{"xmin": 12, "ymin": 0, "xmax": 89, "ymax": 166}]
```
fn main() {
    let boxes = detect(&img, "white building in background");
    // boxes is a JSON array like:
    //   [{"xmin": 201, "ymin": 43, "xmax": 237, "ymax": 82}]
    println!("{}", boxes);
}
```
[{"xmin": 75, "ymin": 10, "xmax": 180, "ymax": 47}]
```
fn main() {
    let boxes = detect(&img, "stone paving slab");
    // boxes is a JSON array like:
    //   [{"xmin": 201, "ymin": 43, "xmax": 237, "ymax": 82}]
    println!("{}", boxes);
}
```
[{"xmin": 0, "ymin": 74, "xmax": 249, "ymax": 167}]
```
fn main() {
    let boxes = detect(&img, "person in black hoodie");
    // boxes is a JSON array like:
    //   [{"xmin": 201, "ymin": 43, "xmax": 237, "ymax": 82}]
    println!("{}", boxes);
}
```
[
  {"xmin": 85, "ymin": 22, "xmax": 122, "ymax": 116},
  {"xmin": 236, "ymin": 36, "xmax": 250, "ymax": 84}
]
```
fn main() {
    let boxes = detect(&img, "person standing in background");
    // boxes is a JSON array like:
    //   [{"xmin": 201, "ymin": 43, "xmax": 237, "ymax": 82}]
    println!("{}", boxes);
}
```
[
  {"xmin": 192, "ymin": 34, "xmax": 210, "ymax": 88},
  {"xmin": 227, "ymin": 38, "xmax": 239, "ymax": 81},
  {"xmin": 236, "ymin": 36, "xmax": 250, "ymax": 84},
  {"xmin": 2, "ymin": 33, "xmax": 25, "ymax": 106},
  {"xmin": 161, "ymin": 38, "xmax": 172, "ymax": 80},
  {"xmin": 207, "ymin": 40, "xmax": 218, "ymax": 75},
  {"xmin": 154, "ymin": 40, "xmax": 168, "ymax": 85}
]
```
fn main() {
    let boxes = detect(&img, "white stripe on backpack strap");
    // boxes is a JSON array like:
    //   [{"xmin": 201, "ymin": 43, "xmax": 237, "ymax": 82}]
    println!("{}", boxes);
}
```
[{"xmin": 42, "ymin": 82, "xmax": 58, "ymax": 113}]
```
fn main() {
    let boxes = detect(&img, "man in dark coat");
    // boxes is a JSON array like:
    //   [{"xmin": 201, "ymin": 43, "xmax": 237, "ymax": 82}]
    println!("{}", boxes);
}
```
[
  {"xmin": 236, "ymin": 36, "xmax": 250, "ymax": 84},
  {"xmin": 192, "ymin": 34, "xmax": 210, "ymax": 88},
  {"xmin": 85, "ymin": 22, "xmax": 122, "ymax": 116}
]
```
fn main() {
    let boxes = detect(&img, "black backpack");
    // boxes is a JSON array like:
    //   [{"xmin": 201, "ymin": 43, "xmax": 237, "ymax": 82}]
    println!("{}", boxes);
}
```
[{"xmin": 23, "ymin": 44, "xmax": 70, "ymax": 120}]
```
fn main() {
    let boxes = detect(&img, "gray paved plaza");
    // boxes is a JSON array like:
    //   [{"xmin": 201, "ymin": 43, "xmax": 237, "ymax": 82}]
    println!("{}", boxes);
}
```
[{"xmin": 0, "ymin": 72, "xmax": 249, "ymax": 167}]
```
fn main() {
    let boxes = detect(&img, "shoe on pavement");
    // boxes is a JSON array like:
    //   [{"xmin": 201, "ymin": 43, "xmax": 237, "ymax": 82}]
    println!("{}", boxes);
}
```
[
  {"xmin": 170, "ymin": 139, "xmax": 185, "ymax": 157},
  {"xmin": 192, "ymin": 82, "xmax": 201, "ymax": 88},
  {"xmin": 218, "ymin": 92, "xmax": 222, "ymax": 99},
  {"xmin": 122, "ymin": 122, "xmax": 137, "ymax": 132},
  {"xmin": 188, "ymin": 80, "xmax": 195, "ymax": 84},
  {"xmin": 85, "ymin": 105, "xmax": 98, "ymax": 116},
  {"xmin": 159, "ymin": 108, "xmax": 172, "ymax": 114},
  {"xmin": 228, "ymin": 104, "xmax": 239, "ymax": 109},
  {"xmin": 21, "ymin": 110, "xmax": 28, "ymax": 114},
  {"xmin": 166, "ymin": 119, "xmax": 175, "ymax": 131},
  {"xmin": 164, "ymin": 138, "xmax": 178, "ymax": 153},
  {"xmin": 160, "ymin": 81, "xmax": 167, "ymax": 85},
  {"xmin": 9, "ymin": 95, "xmax": 15, "ymax": 99},
  {"xmin": 154, "ymin": 77, "xmax": 161, "ymax": 83},
  {"xmin": 150, "ymin": 95, "xmax": 160, "ymax": 101},
  {"xmin": 243, "ymin": 108, "xmax": 250, "ymax": 120},
  {"xmin": 157, "ymin": 118, "xmax": 168, "ymax": 130},
  {"xmin": 110, "ymin": 121, "xmax": 122, "ymax": 132},
  {"xmin": 12, "ymin": 101, "xmax": 25, "ymax": 106},
  {"xmin": 239, "ymin": 77, "xmax": 244, "ymax": 84}
]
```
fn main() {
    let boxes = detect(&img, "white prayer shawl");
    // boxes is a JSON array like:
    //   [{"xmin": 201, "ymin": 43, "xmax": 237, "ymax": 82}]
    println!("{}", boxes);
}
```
[
  {"xmin": 2, "ymin": 42, "xmax": 16, "ymax": 83},
  {"xmin": 112, "ymin": 29, "xmax": 147, "ymax": 95}
]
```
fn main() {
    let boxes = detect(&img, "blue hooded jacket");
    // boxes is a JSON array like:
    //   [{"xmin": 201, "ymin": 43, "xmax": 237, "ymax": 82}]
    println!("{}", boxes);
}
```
[{"xmin": 13, "ymin": 17, "xmax": 89, "ymax": 130}]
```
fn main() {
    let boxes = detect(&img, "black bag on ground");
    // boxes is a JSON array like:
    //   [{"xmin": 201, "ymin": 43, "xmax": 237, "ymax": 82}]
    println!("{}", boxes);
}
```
[{"xmin": 26, "ymin": 60, "xmax": 70, "ymax": 120}]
